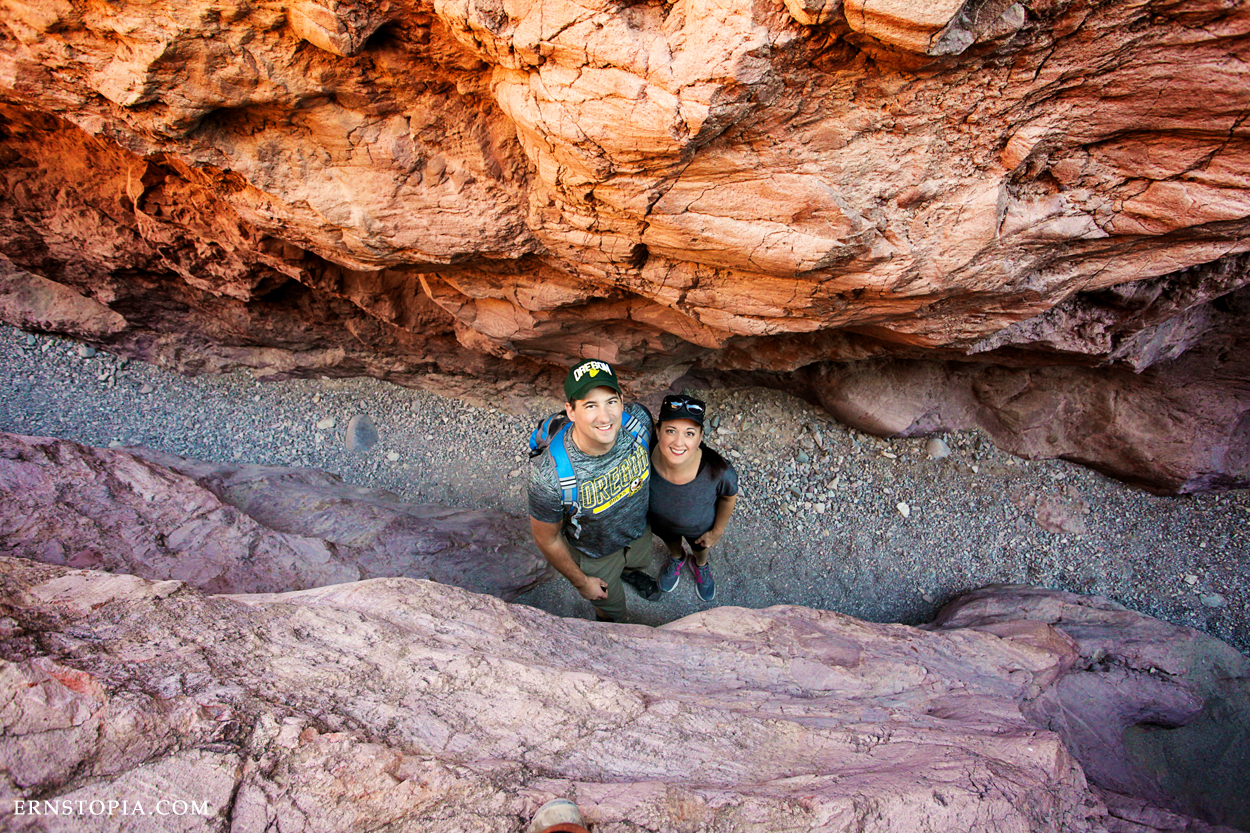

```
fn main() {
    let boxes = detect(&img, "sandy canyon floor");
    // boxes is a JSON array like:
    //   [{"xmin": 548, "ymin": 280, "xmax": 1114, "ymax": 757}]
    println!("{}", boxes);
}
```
[{"xmin": 1, "ymin": 325, "xmax": 1246, "ymax": 654}]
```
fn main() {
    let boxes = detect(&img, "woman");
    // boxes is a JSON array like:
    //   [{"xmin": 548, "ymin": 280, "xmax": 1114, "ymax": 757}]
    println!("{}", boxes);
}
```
[{"xmin": 648, "ymin": 394, "xmax": 739, "ymax": 601}]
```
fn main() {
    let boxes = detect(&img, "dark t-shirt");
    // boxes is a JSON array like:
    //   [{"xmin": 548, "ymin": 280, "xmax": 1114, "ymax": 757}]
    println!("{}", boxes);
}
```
[
  {"xmin": 528, "ymin": 403, "xmax": 653, "ymax": 559},
  {"xmin": 647, "ymin": 448, "xmax": 739, "ymax": 540}
]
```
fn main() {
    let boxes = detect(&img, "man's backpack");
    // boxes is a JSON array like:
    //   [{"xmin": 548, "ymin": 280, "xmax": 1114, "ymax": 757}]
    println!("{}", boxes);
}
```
[{"xmin": 528, "ymin": 410, "xmax": 651, "ymax": 520}]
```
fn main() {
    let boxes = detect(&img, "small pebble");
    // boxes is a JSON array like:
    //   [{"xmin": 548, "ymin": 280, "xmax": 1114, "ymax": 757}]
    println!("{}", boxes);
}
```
[
  {"xmin": 386, "ymin": 452, "xmax": 401, "ymax": 462},
  {"xmin": 139, "ymin": 383, "xmax": 155, "ymax": 394},
  {"xmin": 1200, "ymin": 593, "xmax": 1227, "ymax": 609},
  {"xmin": 897, "ymin": 502, "xmax": 911, "ymax": 518},
  {"xmin": 316, "ymin": 417, "xmax": 336, "ymax": 430},
  {"xmin": 1184, "ymin": 574, "xmax": 1199, "ymax": 585},
  {"xmin": 77, "ymin": 344, "xmax": 97, "ymax": 358},
  {"xmin": 926, "ymin": 438, "xmax": 951, "ymax": 460}
]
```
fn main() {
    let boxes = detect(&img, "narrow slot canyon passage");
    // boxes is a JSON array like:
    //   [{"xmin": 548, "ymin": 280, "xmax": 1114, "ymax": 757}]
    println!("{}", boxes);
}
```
[{"xmin": 3, "ymin": 324, "xmax": 1246, "ymax": 654}]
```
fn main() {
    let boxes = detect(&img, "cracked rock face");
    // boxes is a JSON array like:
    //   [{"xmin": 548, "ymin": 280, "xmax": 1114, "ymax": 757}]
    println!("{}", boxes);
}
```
[
  {"xmin": 0, "ymin": 0, "xmax": 1248, "ymax": 491},
  {"xmin": 2, "ymin": 560, "xmax": 1247, "ymax": 832},
  {"xmin": 0, "ymin": 432, "xmax": 550, "ymax": 600}
]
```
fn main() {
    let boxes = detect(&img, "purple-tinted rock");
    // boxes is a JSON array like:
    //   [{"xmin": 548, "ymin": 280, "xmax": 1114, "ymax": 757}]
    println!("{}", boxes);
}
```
[
  {"xmin": 2, "ymin": 559, "xmax": 1246, "ymax": 832},
  {"xmin": 0, "ymin": 432, "xmax": 550, "ymax": 600}
]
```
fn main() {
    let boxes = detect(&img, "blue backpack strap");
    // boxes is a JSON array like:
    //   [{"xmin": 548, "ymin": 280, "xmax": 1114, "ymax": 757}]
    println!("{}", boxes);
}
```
[
  {"xmin": 623, "ymin": 409, "xmax": 650, "ymax": 451},
  {"xmin": 550, "ymin": 422, "xmax": 579, "ymax": 514}
]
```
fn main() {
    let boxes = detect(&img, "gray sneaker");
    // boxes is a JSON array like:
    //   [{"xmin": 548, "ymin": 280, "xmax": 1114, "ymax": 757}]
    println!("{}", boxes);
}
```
[
  {"xmin": 689, "ymin": 560, "xmax": 715, "ymax": 601},
  {"xmin": 658, "ymin": 557, "xmax": 685, "ymax": 593}
]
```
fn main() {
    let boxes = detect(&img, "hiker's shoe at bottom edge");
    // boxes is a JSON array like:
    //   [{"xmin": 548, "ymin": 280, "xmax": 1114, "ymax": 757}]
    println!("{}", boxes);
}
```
[
  {"xmin": 689, "ymin": 560, "xmax": 716, "ymax": 602},
  {"xmin": 621, "ymin": 569, "xmax": 662, "ymax": 601},
  {"xmin": 658, "ymin": 557, "xmax": 685, "ymax": 593},
  {"xmin": 525, "ymin": 798, "xmax": 589, "ymax": 833}
]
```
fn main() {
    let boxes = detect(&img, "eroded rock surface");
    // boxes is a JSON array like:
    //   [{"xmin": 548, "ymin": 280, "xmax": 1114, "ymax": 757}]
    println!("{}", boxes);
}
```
[
  {"xmin": 0, "ymin": 0, "xmax": 1248, "ymax": 490},
  {"xmin": 0, "ymin": 432, "xmax": 549, "ymax": 599},
  {"xmin": 796, "ymin": 283, "xmax": 1250, "ymax": 494},
  {"xmin": 1, "ymin": 560, "xmax": 1245, "ymax": 832},
  {"xmin": 928, "ymin": 585, "xmax": 1250, "ymax": 829}
]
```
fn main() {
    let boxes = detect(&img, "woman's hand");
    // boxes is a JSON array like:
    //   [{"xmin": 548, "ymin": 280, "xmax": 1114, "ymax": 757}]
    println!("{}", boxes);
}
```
[
  {"xmin": 697, "ymin": 494, "xmax": 737, "ymax": 551},
  {"xmin": 695, "ymin": 528, "xmax": 723, "ymax": 549}
]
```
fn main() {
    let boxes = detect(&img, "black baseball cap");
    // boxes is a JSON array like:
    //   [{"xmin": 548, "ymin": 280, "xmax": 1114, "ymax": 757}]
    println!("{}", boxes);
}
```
[
  {"xmin": 659, "ymin": 394, "xmax": 706, "ymax": 427},
  {"xmin": 564, "ymin": 359, "xmax": 622, "ymax": 401}
]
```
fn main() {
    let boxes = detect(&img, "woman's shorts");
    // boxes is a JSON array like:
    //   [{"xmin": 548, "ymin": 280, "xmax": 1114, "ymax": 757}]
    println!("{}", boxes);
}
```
[{"xmin": 654, "ymin": 527, "xmax": 708, "ymax": 554}]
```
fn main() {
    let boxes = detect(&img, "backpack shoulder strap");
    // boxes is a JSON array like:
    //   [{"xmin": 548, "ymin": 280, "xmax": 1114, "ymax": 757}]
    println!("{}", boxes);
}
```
[
  {"xmin": 623, "ymin": 409, "xmax": 650, "ymax": 451},
  {"xmin": 550, "ymin": 422, "xmax": 579, "ymax": 514}
]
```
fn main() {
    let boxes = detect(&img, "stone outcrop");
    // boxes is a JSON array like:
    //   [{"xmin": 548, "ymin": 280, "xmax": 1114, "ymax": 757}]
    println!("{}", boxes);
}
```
[
  {"xmin": 0, "ymin": 0, "xmax": 1248, "ymax": 490},
  {"xmin": 0, "ymin": 432, "xmax": 549, "ymax": 599},
  {"xmin": 797, "ymin": 282, "xmax": 1250, "ymax": 493},
  {"xmin": 2, "ymin": 559, "xmax": 1246, "ymax": 831},
  {"xmin": 928, "ymin": 586, "xmax": 1250, "ymax": 828}
]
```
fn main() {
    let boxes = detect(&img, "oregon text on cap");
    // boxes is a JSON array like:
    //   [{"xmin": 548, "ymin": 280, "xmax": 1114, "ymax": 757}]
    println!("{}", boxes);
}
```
[{"xmin": 573, "ymin": 360, "xmax": 613, "ymax": 381}]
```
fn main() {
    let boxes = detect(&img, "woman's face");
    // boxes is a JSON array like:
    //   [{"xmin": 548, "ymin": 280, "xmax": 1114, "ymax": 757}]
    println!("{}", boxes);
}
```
[{"xmin": 657, "ymin": 418, "xmax": 702, "ymax": 467}]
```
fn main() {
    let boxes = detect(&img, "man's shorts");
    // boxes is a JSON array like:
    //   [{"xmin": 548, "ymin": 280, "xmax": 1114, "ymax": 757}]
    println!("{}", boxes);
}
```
[{"xmin": 571, "ymin": 526, "xmax": 652, "ymax": 622}]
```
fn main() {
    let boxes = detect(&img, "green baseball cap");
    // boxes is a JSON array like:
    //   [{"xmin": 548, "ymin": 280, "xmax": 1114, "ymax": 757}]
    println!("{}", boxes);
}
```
[{"xmin": 564, "ymin": 359, "xmax": 622, "ymax": 401}]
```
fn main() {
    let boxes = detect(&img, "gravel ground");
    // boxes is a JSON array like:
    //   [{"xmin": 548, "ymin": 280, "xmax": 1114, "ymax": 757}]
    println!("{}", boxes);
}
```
[{"xmin": 2, "ymin": 324, "xmax": 1247, "ymax": 654}]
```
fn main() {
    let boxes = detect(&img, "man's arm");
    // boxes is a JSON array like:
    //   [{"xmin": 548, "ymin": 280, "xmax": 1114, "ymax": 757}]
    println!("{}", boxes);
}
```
[{"xmin": 530, "ymin": 518, "xmax": 609, "ymax": 601}]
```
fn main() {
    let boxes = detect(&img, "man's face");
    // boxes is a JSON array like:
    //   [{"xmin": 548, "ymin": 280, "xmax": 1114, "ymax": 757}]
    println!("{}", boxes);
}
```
[{"xmin": 565, "ymin": 386, "xmax": 624, "ymax": 455}]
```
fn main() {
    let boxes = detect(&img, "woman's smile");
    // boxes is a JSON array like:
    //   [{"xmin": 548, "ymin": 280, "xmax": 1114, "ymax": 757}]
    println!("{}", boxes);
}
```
[{"xmin": 657, "ymin": 418, "xmax": 702, "ymax": 469}]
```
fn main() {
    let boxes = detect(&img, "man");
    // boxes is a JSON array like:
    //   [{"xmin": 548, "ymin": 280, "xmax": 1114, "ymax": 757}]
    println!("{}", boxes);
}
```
[{"xmin": 529, "ymin": 359, "xmax": 659, "ymax": 622}]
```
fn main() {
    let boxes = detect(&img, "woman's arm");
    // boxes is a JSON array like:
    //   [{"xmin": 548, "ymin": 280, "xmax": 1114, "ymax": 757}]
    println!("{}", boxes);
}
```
[{"xmin": 695, "ymin": 493, "xmax": 737, "ymax": 549}]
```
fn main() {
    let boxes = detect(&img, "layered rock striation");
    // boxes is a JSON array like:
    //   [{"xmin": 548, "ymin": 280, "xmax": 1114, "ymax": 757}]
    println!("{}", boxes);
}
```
[
  {"xmin": 2, "ymin": 558, "xmax": 1247, "ymax": 832},
  {"xmin": 0, "ymin": 432, "xmax": 550, "ymax": 599},
  {"xmin": 0, "ymin": 0, "xmax": 1248, "ymax": 491}
]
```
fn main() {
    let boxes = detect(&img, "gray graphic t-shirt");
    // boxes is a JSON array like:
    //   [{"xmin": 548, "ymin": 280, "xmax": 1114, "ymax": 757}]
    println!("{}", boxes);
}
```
[{"xmin": 528, "ymin": 403, "xmax": 653, "ymax": 559}]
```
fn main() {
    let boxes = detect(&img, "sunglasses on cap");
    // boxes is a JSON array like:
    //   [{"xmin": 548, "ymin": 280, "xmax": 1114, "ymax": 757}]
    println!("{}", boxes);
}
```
[{"xmin": 660, "ymin": 394, "xmax": 706, "ymax": 425}]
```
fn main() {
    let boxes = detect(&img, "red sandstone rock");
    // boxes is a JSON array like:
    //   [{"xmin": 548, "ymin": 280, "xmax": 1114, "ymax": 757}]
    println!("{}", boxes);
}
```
[
  {"xmin": 0, "ymin": 432, "xmax": 550, "ymax": 599},
  {"xmin": 0, "ymin": 0, "xmax": 1248, "ymax": 491},
  {"xmin": 2, "ymin": 561, "xmax": 1245, "ymax": 831}
]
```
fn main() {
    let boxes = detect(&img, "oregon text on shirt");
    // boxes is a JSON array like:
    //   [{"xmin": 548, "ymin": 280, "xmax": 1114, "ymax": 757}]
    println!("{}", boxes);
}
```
[{"xmin": 579, "ymin": 440, "xmax": 649, "ymax": 514}]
